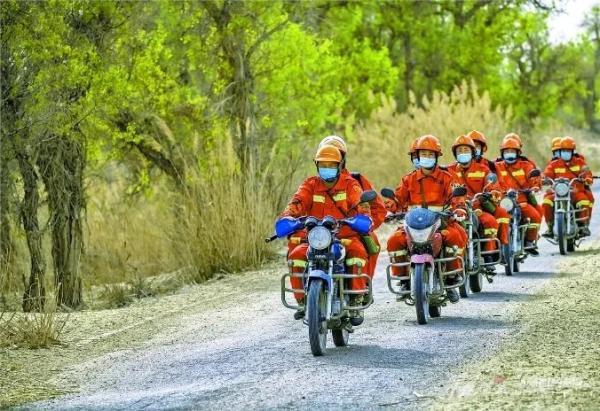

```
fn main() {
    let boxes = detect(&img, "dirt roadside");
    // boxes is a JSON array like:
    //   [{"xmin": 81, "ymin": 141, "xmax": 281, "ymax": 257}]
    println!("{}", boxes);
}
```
[
  {"xmin": 434, "ymin": 240, "xmax": 600, "ymax": 409},
  {"xmin": 0, "ymin": 265, "xmax": 281, "ymax": 408}
]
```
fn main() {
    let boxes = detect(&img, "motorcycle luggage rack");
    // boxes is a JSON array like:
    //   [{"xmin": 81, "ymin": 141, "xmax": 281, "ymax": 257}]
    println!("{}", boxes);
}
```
[
  {"xmin": 385, "ymin": 254, "xmax": 465, "ymax": 295},
  {"xmin": 280, "ymin": 272, "xmax": 373, "ymax": 312},
  {"xmin": 467, "ymin": 238, "xmax": 502, "ymax": 275},
  {"xmin": 333, "ymin": 273, "xmax": 374, "ymax": 311}
]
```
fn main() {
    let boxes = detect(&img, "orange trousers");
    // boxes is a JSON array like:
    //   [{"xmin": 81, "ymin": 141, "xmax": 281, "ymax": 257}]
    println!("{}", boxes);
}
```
[
  {"xmin": 518, "ymin": 203, "xmax": 541, "ymax": 241},
  {"xmin": 386, "ymin": 221, "xmax": 467, "ymax": 276},
  {"xmin": 543, "ymin": 192, "xmax": 592, "ymax": 225},
  {"xmin": 287, "ymin": 238, "xmax": 368, "ymax": 302}
]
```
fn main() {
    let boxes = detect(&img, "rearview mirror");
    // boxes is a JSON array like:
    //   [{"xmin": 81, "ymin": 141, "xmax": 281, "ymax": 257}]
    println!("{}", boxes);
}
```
[
  {"xmin": 529, "ymin": 169, "xmax": 541, "ymax": 178},
  {"xmin": 380, "ymin": 188, "xmax": 396, "ymax": 200},
  {"xmin": 452, "ymin": 186, "xmax": 468, "ymax": 197},
  {"xmin": 360, "ymin": 190, "xmax": 377, "ymax": 203}
]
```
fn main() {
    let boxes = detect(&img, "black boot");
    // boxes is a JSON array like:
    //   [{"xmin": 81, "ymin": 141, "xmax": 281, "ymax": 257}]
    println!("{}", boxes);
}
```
[
  {"xmin": 580, "ymin": 226, "xmax": 591, "ymax": 237},
  {"xmin": 445, "ymin": 277, "xmax": 460, "ymax": 303},
  {"xmin": 542, "ymin": 226, "xmax": 554, "ymax": 238},
  {"xmin": 293, "ymin": 309, "xmax": 305, "ymax": 320},
  {"xmin": 396, "ymin": 281, "xmax": 410, "ymax": 301},
  {"xmin": 525, "ymin": 241, "xmax": 539, "ymax": 256},
  {"xmin": 446, "ymin": 288, "xmax": 460, "ymax": 303}
]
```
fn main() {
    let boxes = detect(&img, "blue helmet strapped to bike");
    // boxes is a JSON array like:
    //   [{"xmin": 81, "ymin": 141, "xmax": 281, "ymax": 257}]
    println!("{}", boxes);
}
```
[{"xmin": 405, "ymin": 208, "xmax": 439, "ymax": 230}]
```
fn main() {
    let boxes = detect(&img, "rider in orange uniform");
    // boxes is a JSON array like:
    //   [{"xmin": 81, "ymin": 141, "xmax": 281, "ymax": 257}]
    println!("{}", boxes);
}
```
[
  {"xmin": 280, "ymin": 145, "xmax": 372, "ymax": 320},
  {"xmin": 318, "ymin": 135, "xmax": 386, "ymax": 279},
  {"xmin": 466, "ymin": 130, "xmax": 512, "ymax": 247},
  {"xmin": 542, "ymin": 136, "xmax": 593, "ymax": 237},
  {"xmin": 550, "ymin": 137, "xmax": 562, "ymax": 161},
  {"xmin": 447, "ymin": 136, "xmax": 509, "ymax": 259},
  {"xmin": 495, "ymin": 137, "xmax": 542, "ymax": 255},
  {"xmin": 385, "ymin": 135, "xmax": 468, "ymax": 303}
]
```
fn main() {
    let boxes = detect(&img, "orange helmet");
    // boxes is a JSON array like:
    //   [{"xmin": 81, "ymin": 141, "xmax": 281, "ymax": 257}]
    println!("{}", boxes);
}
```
[
  {"xmin": 452, "ymin": 135, "xmax": 476, "ymax": 154},
  {"xmin": 503, "ymin": 133, "xmax": 522, "ymax": 148},
  {"xmin": 314, "ymin": 145, "xmax": 342, "ymax": 163},
  {"xmin": 500, "ymin": 137, "xmax": 521, "ymax": 151},
  {"xmin": 408, "ymin": 138, "xmax": 419, "ymax": 155},
  {"xmin": 551, "ymin": 137, "xmax": 561, "ymax": 151},
  {"xmin": 466, "ymin": 130, "xmax": 487, "ymax": 152},
  {"xmin": 560, "ymin": 136, "xmax": 576, "ymax": 150},
  {"xmin": 319, "ymin": 135, "xmax": 347, "ymax": 154},
  {"xmin": 415, "ymin": 135, "xmax": 443, "ymax": 156}
]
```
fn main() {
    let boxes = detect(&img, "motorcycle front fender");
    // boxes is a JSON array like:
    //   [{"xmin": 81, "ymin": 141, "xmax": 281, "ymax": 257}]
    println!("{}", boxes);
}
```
[{"xmin": 307, "ymin": 269, "xmax": 332, "ymax": 291}]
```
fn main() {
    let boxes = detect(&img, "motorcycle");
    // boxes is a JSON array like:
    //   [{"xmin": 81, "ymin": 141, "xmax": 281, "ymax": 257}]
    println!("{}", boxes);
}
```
[
  {"xmin": 542, "ymin": 175, "xmax": 589, "ymax": 255},
  {"xmin": 381, "ymin": 187, "xmax": 467, "ymax": 325},
  {"xmin": 459, "ymin": 175, "xmax": 502, "ymax": 296},
  {"xmin": 266, "ymin": 191, "xmax": 376, "ymax": 356},
  {"xmin": 498, "ymin": 169, "xmax": 541, "ymax": 276}
]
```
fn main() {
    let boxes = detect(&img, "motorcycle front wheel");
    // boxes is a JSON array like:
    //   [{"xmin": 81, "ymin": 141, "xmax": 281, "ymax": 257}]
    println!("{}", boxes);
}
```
[
  {"xmin": 307, "ymin": 280, "xmax": 328, "ymax": 356},
  {"xmin": 469, "ymin": 271, "xmax": 483, "ymax": 293},
  {"xmin": 503, "ymin": 244, "xmax": 514, "ymax": 276},
  {"xmin": 413, "ymin": 263, "xmax": 430, "ymax": 325},
  {"xmin": 557, "ymin": 215, "xmax": 567, "ymax": 255}
]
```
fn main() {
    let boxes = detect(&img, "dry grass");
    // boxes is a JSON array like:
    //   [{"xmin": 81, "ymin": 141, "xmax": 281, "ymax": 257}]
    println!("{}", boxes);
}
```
[
  {"xmin": 82, "ymin": 176, "xmax": 180, "ymax": 287},
  {"xmin": 172, "ymin": 172, "xmax": 276, "ymax": 284},
  {"xmin": 0, "ymin": 305, "xmax": 68, "ymax": 349},
  {"xmin": 349, "ymin": 81, "xmax": 512, "ymax": 188}
]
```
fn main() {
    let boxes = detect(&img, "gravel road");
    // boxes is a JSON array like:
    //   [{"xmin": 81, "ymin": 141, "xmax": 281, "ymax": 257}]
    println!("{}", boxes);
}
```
[{"xmin": 29, "ymin": 190, "xmax": 600, "ymax": 411}]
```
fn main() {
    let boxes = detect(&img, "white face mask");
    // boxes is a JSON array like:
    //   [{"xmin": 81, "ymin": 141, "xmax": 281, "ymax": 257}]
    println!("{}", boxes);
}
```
[
  {"xmin": 457, "ymin": 153, "xmax": 472, "ymax": 164},
  {"xmin": 419, "ymin": 157, "xmax": 436, "ymax": 169}
]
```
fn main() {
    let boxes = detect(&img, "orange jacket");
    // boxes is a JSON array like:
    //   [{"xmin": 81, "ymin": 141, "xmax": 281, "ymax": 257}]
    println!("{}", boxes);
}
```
[
  {"xmin": 495, "ymin": 159, "xmax": 541, "ymax": 203},
  {"xmin": 342, "ymin": 169, "xmax": 386, "ymax": 230},
  {"xmin": 474, "ymin": 156, "xmax": 498, "ymax": 175},
  {"xmin": 281, "ymin": 172, "xmax": 370, "ymax": 238},
  {"xmin": 393, "ymin": 166, "xmax": 465, "ymax": 212},
  {"xmin": 447, "ymin": 161, "xmax": 501, "ymax": 198},
  {"xmin": 543, "ymin": 156, "xmax": 591, "ymax": 193}
]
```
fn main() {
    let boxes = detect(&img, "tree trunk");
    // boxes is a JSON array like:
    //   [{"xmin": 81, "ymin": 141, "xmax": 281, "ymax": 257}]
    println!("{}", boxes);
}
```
[
  {"xmin": 37, "ymin": 135, "xmax": 84, "ymax": 309},
  {"xmin": 15, "ymin": 150, "xmax": 46, "ymax": 312},
  {"xmin": 0, "ymin": 145, "xmax": 14, "ymax": 271}
]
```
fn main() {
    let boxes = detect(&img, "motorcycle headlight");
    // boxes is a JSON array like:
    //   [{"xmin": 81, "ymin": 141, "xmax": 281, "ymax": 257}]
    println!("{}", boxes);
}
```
[
  {"xmin": 500, "ymin": 197, "xmax": 514, "ymax": 212},
  {"xmin": 406, "ymin": 225, "xmax": 435, "ymax": 243},
  {"xmin": 554, "ymin": 182, "xmax": 570, "ymax": 197},
  {"xmin": 308, "ymin": 226, "xmax": 332, "ymax": 250}
]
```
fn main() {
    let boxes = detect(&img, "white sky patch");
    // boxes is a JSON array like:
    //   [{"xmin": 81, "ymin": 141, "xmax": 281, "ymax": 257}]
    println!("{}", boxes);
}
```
[{"xmin": 548, "ymin": 0, "xmax": 598, "ymax": 43}]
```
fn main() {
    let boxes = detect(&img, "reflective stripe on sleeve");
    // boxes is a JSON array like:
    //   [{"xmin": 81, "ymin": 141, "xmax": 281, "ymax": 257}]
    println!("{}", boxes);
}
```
[{"xmin": 346, "ymin": 257, "xmax": 367, "ymax": 267}]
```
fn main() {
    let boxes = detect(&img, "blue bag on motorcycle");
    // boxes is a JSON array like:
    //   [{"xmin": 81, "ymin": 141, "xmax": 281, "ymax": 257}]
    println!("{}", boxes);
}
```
[
  {"xmin": 275, "ymin": 217, "xmax": 304, "ymax": 238},
  {"xmin": 343, "ymin": 214, "xmax": 372, "ymax": 235}
]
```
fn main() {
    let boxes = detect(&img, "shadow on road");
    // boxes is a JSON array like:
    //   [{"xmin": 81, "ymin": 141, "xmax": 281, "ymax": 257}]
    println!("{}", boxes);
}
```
[{"xmin": 318, "ymin": 345, "xmax": 435, "ymax": 369}]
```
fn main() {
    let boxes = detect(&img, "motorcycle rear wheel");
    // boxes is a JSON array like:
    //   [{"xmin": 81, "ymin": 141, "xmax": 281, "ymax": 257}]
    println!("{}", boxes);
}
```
[
  {"xmin": 469, "ymin": 272, "xmax": 483, "ymax": 293},
  {"xmin": 331, "ymin": 328, "xmax": 349, "ymax": 347},
  {"xmin": 428, "ymin": 305, "xmax": 441, "ymax": 318}
]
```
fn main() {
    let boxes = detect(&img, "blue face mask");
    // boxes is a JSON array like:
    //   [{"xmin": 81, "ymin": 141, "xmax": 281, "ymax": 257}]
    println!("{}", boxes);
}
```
[
  {"xmin": 552, "ymin": 151, "xmax": 559, "ymax": 159},
  {"xmin": 457, "ymin": 153, "xmax": 472, "ymax": 164},
  {"xmin": 503, "ymin": 152, "xmax": 517, "ymax": 164},
  {"xmin": 560, "ymin": 150, "xmax": 573, "ymax": 162},
  {"xmin": 318, "ymin": 167, "xmax": 339, "ymax": 182},
  {"xmin": 412, "ymin": 158, "xmax": 421, "ymax": 169},
  {"xmin": 419, "ymin": 157, "xmax": 436, "ymax": 169},
  {"xmin": 474, "ymin": 147, "xmax": 482, "ymax": 158}
]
